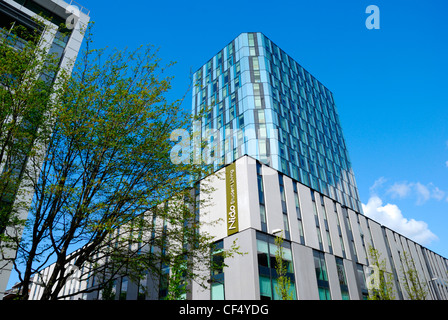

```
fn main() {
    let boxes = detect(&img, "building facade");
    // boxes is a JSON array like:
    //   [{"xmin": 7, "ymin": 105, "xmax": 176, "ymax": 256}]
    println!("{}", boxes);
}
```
[
  {"xmin": 27, "ymin": 155, "xmax": 448, "ymax": 300},
  {"xmin": 26, "ymin": 32, "xmax": 448, "ymax": 300},
  {"xmin": 0, "ymin": 0, "xmax": 90, "ymax": 298},
  {"xmin": 193, "ymin": 155, "xmax": 448, "ymax": 300}
]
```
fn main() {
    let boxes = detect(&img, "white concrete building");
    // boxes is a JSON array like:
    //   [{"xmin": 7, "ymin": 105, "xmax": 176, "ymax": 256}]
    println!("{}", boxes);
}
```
[{"xmin": 27, "ymin": 154, "xmax": 448, "ymax": 300}]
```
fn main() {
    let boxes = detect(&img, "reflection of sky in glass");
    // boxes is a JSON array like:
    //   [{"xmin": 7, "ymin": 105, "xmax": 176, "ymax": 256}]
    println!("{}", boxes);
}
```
[{"xmin": 192, "ymin": 32, "xmax": 361, "ymax": 213}]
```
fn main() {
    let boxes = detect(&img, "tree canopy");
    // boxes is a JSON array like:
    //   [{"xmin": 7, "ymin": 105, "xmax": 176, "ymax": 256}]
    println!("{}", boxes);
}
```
[{"xmin": 1, "ymin": 24, "xmax": 236, "ymax": 300}]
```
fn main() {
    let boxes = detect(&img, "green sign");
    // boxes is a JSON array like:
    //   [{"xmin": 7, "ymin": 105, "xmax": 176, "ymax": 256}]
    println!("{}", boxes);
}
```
[{"xmin": 226, "ymin": 162, "xmax": 238, "ymax": 235}]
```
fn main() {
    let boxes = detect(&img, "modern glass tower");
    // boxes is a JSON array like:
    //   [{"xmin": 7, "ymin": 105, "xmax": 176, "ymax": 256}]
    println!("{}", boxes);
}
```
[{"xmin": 192, "ymin": 32, "xmax": 361, "ymax": 214}]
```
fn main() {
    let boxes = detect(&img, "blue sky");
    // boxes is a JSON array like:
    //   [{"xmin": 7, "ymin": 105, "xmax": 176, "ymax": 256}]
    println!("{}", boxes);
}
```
[
  {"xmin": 80, "ymin": 0, "xmax": 448, "ymax": 256},
  {"xmin": 8, "ymin": 0, "xmax": 448, "ymax": 289}
]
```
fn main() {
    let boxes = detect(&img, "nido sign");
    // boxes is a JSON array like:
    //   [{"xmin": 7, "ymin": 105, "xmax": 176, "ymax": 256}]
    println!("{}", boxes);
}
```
[{"xmin": 226, "ymin": 163, "xmax": 238, "ymax": 236}]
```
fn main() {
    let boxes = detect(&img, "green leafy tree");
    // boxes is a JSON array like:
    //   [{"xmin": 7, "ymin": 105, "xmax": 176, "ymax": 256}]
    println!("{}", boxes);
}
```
[
  {"xmin": 163, "ymin": 253, "xmax": 189, "ymax": 300},
  {"xmin": 100, "ymin": 279, "xmax": 116, "ymax": 300},
  {"xmin": 274, "ymin": 232, "xmax": 294, "ymax": 300},
  {"xmin": 9, "ymin": 24, "xmax": 237, "ymax": 300},
  {"xmin": 160, "ymin": 189, "xmax": 241, "ymax": 300},
  {"xmin": 367, "ymin": 245, "xmax": 395, "ymax": 300},
  {"xmin": 400, "ymin": 251, "xmax": 428, "ymax": 300}
]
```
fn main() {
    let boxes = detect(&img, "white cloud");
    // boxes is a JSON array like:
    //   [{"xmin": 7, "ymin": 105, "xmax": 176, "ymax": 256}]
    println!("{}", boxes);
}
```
[
  {"xmin": 386, "ymin": 182, "xmax": 445, "ymax": 205},
  {"xmin": 362, "ymin": 196, "xmax": 438, "ymax": 245},
  {"xmin": 445, "ymin": 160, "xmax": 448, "ymax": 168},
  {"xmin": 369, "ymin": 177, "xmax": 387, "ymax": 195},
  {"xmin": 388, "ymin": 182, "xmax": 412, "ymax": 199},
  {"xmin": 414, "ymin": 182, "xmax": 431, "ymax": 205},
  {"xmin": 431, "ymin": 186, "xmax": 445, "ymax": 201}
]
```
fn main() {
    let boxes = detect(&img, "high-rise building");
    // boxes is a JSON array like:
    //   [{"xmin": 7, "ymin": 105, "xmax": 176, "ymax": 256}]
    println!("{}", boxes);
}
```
[
  {"xmin": 192, "ymin": 32, "xmax": 361, "ymax": 214},
  {"xmin": 0, "ymin": 0, "xmax": 90, "ymax": 299},
  {"xmin": 26, "ymin": 32, "xmax": 448, "ymax": 301}
]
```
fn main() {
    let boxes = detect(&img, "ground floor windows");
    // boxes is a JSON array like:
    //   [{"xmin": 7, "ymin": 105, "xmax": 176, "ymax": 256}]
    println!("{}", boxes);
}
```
[
  {"xmin": 159, "ymin": 264, "xmax": 170, "ymax": 299},
  {"xmin": 260, "ymin": 204, "xmax": 267, "ymax": 232},
  {"xmin": 318, "ymin": 286, "xmax": 331, "ymax": 300},
  {"xmin": 256, "ymin": 232, "xmax": 296, "ymax": 300},
  {"xmin": 313, "ymin": 250, "xmax": 331, "ymax": 300},
  {"xmin": 356, "ymin": 263, "xmax": 369, "ymax": 300},
  {"xmin": 335, "ymin": 257, "xmax": 350, "ymax": 300},
  {"xmin": 211, "ymin": 241, "xmax": 225, "ymax": 300},
  {"xmin": 119, "ymin": 276, "xmax": 128, "ymax": 300},
  {"xmin": 138, "ymin": 274, "xmax": 147, "ymax": 300},
  {"xmin": 211, "ymin": 280, "xmax": 225, "ymax": 300}
]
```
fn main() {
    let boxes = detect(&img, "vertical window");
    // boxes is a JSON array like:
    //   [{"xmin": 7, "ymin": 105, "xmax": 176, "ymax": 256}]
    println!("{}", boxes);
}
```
[
  {"xmin": 326, "ymin": 231, "xmax": 333, "ymax": 255},
  {"xmin": 311, "ymin": 191, "xmax": 323, "ymax": 251},
  {"xmin": 238, "ymin": 114, "xmax": 244, "ymax": 128},
  {"xmin": 108, "ymin": 279, "xmax": 117, "ymax": 300},
  {"xmin": 340, "ymin": 237, "xmax": 346, "ymax": 259},
  {"xmin": 259, "ymin": 204, "xmax": 267, "ymax": 232},
  {"xmin": 297, "ymin": 220, "xmax": 305, "ymax": 245},
  {"xmin": 351, "ymin": 239, "xmax": 358, "ymax": 262},
  {"xmin": 252, "ymin": 56, "xmax": 260, "ymax": 70},
  {"xmin": 248, "ymin": 33, "xmax": 256, "ymax": 56},
  {"xmin": 283, "ymin": 213, "xmax": 290, "ymax": 240},
  {"xmin": 279, "ymin": 175, "xmax": 290, "ymax": 240},
  {"xmin": 320, "ymin": 195, "xmax": 332, "ymax": 254},
  {"xmin": 211, "ymin": 241, "xmax": 225, "ymax": 300},
  {"xmin": 293, "ymin": 183, "xmax": 305, "ymax": 244},
  {"xmin": 159, "ymin": 264, "xmax": 170, "ymax": 299},
  {"xmin": 253, "ymin": 83, "xmax": 261, "ymax": 96},
  {"xmin": 333, "ymin": 201, "xmax": 346, "ymax": 258},
  {"xmin": 257, "ymin": 232, "xmax": 296, "ymax": 300},
  {"xmin": 357, "ymin": 214, "xmax": 369, "ymax": 265},
  {"xmin": 336, "ymin": 258, "xmax": 350, "ymax": 300},
  {"xmin": 343, "ymin": 207, "xmax": 357, "ymax": 262},
  {"xmin": 258, "ymin": 123, "xmax": 267, "ymax": 139},
  {"xmin": 313, "ymin": 250, "xmax": 331, "ymax": 300},
  {"xmin": 257, "ymin": 163, "xmax": 267, "ymax": 232},
  {"xmin": 138, "ymin": 273, "xmax": 147, "ymax": 300},
  {"xmin": 253, "ymin": 70, "xmax": 261, "ymax": 82},
  {"xmin": 356, "ymin": 263, "xmax": 369, "ymax": 300},
  {"xmin": 316, "ymin": 228, "xmax": 323, "ymax": 251},
  {"xmin": 279, "ymin": 175, "xmax": 287, "ymax": 211},
  {"xmin": 248, "ymin": 33, "xmax": 255, "ymax": 46},
  {"xmin": 293, "ymin": 187, "xmax": 300, "ymax": 218},
  {"xmin": 234, "ymin": 61, "xmax": 241, "ymax": 75},
  {"xmin": 119, "ymin": 276, "xmax": 128, "ymax": 300},
  {"xmin": 254, "ymin": 96, "xmax": 262, "ymax": 108}
]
